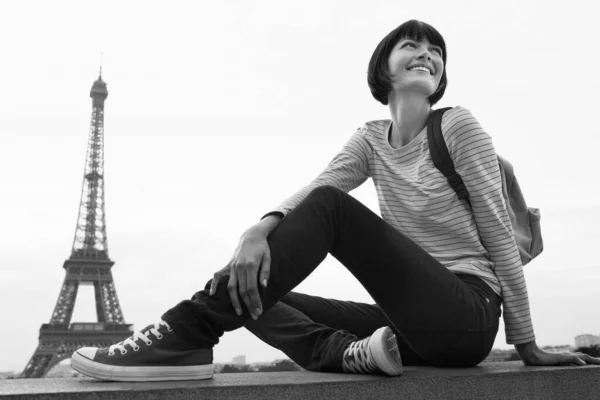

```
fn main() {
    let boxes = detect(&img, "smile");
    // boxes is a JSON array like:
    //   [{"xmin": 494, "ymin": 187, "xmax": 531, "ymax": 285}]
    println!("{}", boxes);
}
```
[{"xmin": 407, "ymin": 65, "xmax": 433, "ymax": 75}]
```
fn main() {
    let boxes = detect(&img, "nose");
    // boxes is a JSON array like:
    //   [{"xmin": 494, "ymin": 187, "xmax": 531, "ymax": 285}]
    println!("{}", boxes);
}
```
[
  {"xmin": 414, "ymin": 43, "xmax": 432, "ymax": 60},
  {"xmin": 416, "ymin": 49, "xmax": 432, "ymax": 61}
]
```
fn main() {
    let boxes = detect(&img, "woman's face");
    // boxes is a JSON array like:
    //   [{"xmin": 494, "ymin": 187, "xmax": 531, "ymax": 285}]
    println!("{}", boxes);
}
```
[{"xmin": 387, "ymin": 37, "xmax": 444, "ymax": 99}]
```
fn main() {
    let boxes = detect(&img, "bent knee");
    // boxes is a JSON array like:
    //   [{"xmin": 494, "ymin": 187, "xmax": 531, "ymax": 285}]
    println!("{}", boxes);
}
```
[
  {"xmin": 303, "ymin": 186, "xmax": 349, "ymax": 210},
  {"xmin": 308, "ymin": 185, "xmax": 343, "ymax": 199}
]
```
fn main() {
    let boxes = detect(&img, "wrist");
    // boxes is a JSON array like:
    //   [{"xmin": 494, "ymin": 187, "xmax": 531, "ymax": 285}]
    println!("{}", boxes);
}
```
[
  {"xmin": 515, "ymin": 341, "xmax": 540, "ymax": 362},
  {"xmin": 250, "ymin": 215, "xmax": 281, "ymax": 238}
]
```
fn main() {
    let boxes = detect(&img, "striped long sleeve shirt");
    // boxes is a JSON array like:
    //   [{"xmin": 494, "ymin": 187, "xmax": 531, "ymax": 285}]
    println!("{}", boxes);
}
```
[{"xmin": 267, "ymin": 106, "xmax": 535, "ymax": 344}]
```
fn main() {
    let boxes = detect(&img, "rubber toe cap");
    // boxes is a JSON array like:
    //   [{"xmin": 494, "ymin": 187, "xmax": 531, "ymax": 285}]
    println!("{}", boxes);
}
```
[{"xmin": 75, "ymin": 347, "xmax": 98, "ymax": 360}]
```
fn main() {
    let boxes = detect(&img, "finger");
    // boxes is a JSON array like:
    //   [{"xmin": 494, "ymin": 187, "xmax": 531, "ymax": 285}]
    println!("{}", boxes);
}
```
[
  {"xmin": 209, "ymin": 274, "xmax": 220, "ymax": 296},
  {"xmin": 258, "ymin": 251, "xmax": 271, "ymax": 288},
  {"xmin": 554, "ymin": 354, "xmax": 583, "ymax": 366},
  {"xmin": 546, "ymin": 354, "xmax": 578, "ymax": 366},
  {"xmin": 210, "ymin": 262, "xmax": 232, "ymax": 296},
  {"xmin": 580, "ymin": 354, "xmax": 600, "ymax": 365},
  {"xmin": 245, "ymin": 264, "xmax": 262, "ymax": 317},
  {"xmin": 569, "ymin": 356, "xmax": 586, "ymax": 366},
  {"xmin": 590, "ymin": 356, "xmax": 600, "ymax": 365},
  {"xmin": 227, "ymin": 269, "xmax": 242, "ymax": 316},
  {"xmin": 236, "ymin": 265, "xmax": 253, "ymax": 317}
]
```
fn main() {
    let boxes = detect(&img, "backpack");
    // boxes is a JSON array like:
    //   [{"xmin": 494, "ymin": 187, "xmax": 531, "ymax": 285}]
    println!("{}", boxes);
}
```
[{"xmin": 427, "ymin": 107, "xmax": 543, "ymax": 266}]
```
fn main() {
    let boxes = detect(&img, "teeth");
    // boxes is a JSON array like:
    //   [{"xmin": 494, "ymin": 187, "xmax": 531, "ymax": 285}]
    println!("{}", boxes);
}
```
[{"xmin": 409, "ymin": 66, "xmax": 431, "ymax": 74}]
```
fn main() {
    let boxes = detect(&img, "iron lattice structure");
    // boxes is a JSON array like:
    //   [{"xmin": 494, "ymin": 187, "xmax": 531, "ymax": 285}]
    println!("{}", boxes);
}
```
[{"xmin": 20, "ymin": 73, "xmax": 133, "ymax": 379}]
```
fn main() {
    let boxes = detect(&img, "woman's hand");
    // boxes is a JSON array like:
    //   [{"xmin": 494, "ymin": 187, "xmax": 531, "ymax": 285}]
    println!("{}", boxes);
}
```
[
  {"xmin": 209, "ymin": 227, "xmax": 271, "ymax": 320},
  {"xmin": 516, "ymin": 341, "xmax": 600, "ymax": 366}
]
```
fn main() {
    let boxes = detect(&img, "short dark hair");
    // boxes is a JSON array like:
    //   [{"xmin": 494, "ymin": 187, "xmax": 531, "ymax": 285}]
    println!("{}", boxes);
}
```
[{"xmin": 367, "ymin": 20, "xmax": 448, "ymax": 106}]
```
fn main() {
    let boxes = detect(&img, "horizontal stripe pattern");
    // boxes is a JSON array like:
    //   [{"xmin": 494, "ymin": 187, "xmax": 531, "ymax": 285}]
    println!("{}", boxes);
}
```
[{"xmin": 268, "ymin": 106, "xmax": 534, "ymax": 344}]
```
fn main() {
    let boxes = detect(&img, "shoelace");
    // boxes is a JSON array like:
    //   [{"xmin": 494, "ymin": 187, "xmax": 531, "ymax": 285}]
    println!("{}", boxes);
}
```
[
  {"xmin": 343, "ymin": 336, "xmax": 377, "ymax": 374},
  {"xmin": 108, "ymin": 320, "xmax": 172, "ymax": 355}
]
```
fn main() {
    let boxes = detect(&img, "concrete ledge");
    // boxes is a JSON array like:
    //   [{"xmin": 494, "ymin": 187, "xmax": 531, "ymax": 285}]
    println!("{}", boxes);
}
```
[{"xmin": 2, "ymin": 362, "xmax": 600, "ymax": 400}]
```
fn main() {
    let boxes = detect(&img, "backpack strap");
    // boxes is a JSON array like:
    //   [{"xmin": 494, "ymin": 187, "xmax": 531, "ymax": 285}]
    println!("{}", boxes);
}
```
[{"xmin": 427, "ymin": 107, "xmax": 471, "ymax": 205}]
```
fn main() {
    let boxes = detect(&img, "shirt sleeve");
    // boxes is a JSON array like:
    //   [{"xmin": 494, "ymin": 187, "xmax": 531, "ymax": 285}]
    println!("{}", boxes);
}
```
[
  {"xmin": 262, "ymin": 128, "xmax": 372, "ymax": 220},
  {"xmin": 442, "ymin": 106, "xmax": 535, "ymax": 345}
]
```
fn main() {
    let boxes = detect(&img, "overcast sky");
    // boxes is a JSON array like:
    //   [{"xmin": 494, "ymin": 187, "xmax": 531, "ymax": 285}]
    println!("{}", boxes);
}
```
[{"xmin": 1, "ymin": 0, "xmax": 599, "ymax": 373}]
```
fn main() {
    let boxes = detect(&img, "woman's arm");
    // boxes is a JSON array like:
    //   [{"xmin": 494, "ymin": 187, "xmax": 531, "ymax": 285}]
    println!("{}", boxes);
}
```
[
  {"xmin": 442, "ymin": 106, "xmax": 534, "ymax": 345},
  {"xmin": 261, "ymin": 128, "xmax": 372, "ymax": 223},
  {"xmin": 442, "ymin": 107, "xmax": 600, "ymax": 366},
  {"xmin": 211, "ymin": 128, "xmax": 372, "ymax": 317}
]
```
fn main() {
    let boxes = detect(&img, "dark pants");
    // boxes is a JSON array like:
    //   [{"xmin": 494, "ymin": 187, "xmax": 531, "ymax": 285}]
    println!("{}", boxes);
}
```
[{"xmin": 162, "ymin": 186, "xmax": 502, "ymax": 371}]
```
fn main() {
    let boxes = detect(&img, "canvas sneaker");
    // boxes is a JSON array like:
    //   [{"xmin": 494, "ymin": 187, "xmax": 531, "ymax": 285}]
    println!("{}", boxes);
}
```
[
  {"xmin": 342, "ymin": 326, "xmax": 403, "ymax": 376},
  {"xmin": 71, "ymin": 320, "xmax": 213, "ymax": 382}
]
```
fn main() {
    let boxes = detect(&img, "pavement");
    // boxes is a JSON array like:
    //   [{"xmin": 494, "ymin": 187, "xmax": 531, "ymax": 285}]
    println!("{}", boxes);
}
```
[{"xmin": 2, "ymin": 361, "xmax": 600, "ymax": 399}]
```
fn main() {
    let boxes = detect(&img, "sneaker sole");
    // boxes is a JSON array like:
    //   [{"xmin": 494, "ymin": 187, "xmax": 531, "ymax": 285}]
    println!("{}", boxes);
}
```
[
  {"xmin": 71, "ymin": 351, "xmax": 214, "ymax": 382},
  {"xmin": 370, "ymin": 327, "xmax": 403, "ymax": 376}
]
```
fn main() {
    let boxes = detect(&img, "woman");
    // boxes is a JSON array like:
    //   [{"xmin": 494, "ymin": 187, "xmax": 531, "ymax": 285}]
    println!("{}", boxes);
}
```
[{"xmin": 71, "ymin": 20, "xmax": 600, "ymax": 381}]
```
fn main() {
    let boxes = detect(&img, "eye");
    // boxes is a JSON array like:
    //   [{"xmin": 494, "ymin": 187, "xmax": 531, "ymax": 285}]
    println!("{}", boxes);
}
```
[
  {"xmin": 431, "ymin": 47, "xmax": 442, "ymax": 55},
  {"xmin": 401, "ymin": 41, "xmax": 416, "ymax": 49}
]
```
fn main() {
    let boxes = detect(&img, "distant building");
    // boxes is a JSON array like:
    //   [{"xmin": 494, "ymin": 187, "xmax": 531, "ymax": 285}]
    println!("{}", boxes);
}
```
[
  {"xmin": 251, "ymin": 358, "xmax": 289, "ymax": 367},
  {"xmin": 575, "ymin": 334, "xmax": 600, "ymax": 348},
  {"xmin": 0, "ymin": 371, "xmax": 16, "ymax": 380},
  {"xmin": 232, "ymin": 355, "xmax": 246, "ymax": 365}
]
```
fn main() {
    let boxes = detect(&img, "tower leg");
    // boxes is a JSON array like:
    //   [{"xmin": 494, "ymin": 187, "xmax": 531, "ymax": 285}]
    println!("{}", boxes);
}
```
[
  {"xmin": 50, "ymin": 279, "xmax": 78, "ymax": 325},
  {"xmin": 19, "ymin": 346, "xmax": 55, "ymax": 379},
  {"xmin": 19, "ymin": 324, "xmax": 132, "ymax": 378}
]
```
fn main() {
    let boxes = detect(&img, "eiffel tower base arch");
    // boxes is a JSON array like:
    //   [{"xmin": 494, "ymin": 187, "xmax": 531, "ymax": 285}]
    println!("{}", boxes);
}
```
[{"xmin": 20, "ymin": 323, "xmax": 132, "ymax": 378}]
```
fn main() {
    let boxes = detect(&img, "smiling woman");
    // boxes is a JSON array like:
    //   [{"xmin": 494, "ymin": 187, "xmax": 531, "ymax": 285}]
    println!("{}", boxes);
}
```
[
  {"xmin": 368, "ymin": 20, "xmax": 447, "ymax": 107},
  {"xmin": 69, "ymin": 18, "xmax": 600, "ymax": 383}
]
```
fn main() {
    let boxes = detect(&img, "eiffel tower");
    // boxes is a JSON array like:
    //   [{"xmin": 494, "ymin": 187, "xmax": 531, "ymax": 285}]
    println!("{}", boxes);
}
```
[{"xmin": 20, "ymin": 71, "xmax": 133, "ymax": 378}]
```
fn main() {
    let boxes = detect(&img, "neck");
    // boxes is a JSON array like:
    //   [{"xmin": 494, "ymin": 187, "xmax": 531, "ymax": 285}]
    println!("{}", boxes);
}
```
[{"xmin": 387, "ymin": 94, "xmax": 432, "ymax": 149}]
